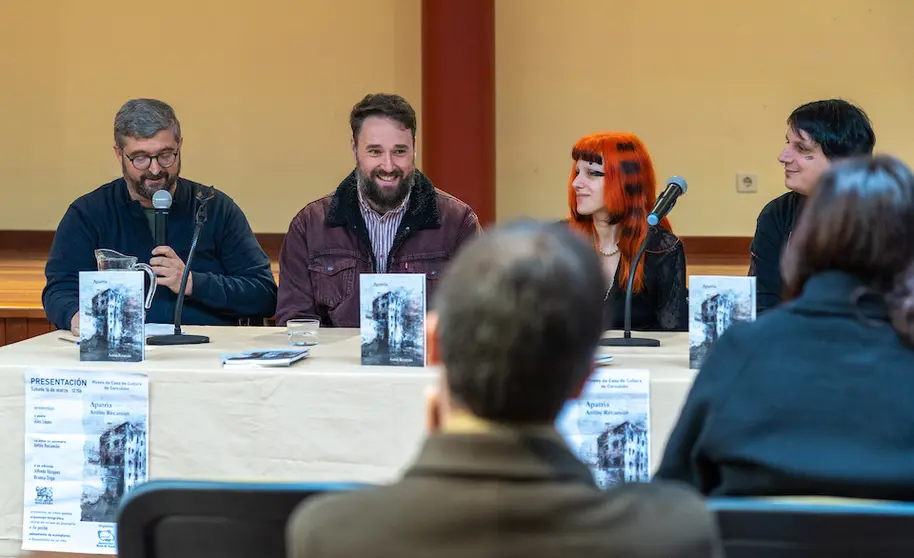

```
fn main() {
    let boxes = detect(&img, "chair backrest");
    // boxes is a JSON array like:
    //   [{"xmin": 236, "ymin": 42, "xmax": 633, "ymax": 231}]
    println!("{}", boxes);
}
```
[
  {"xmin": 116, "ymin": 479, "xmax": 364, "ymax": 558},
  {"xmin": 708, "ymin": 496, "xmax": 914, "ymax": 558}
]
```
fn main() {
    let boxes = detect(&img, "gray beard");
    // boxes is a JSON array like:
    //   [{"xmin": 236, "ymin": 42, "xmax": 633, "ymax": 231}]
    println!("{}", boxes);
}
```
[{"xmin": 122, "ymin": 159, "xmax": 180, "ymax": 201}]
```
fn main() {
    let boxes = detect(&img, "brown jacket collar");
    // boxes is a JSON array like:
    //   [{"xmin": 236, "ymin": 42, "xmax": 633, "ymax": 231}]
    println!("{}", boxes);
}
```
[
  {"xmin": 326, "ymin": 169, "xmax": 442, "ymax": 233},
  {"xmin": 405, "ymin": 429, "xmax": 596, "ymax": 484}
]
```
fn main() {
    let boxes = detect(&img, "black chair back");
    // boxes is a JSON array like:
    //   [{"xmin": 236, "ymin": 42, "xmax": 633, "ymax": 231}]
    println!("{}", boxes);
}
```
[
  {"xmin": 117, "ymin": 479, "xmax": 364, "ymax": 558},
  {"xmin": 709, "ymin": 497, "xmax": 914, "ymax": 558}
]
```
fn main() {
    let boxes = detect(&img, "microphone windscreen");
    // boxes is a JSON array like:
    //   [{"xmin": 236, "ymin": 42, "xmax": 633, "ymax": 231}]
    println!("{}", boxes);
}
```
[
  {"xmin": 667, "ymin": 176, "xmax": 688, "ymax": 194},
  {"xmin": 152, "ymin": 189, "xmax": 173, "ymax": 209}
]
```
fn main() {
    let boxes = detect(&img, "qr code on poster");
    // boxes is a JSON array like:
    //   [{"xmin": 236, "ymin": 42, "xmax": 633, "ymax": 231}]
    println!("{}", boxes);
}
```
[{"xmin": 34, "ymin": 486, "xmax": 53, "ymax": 505}]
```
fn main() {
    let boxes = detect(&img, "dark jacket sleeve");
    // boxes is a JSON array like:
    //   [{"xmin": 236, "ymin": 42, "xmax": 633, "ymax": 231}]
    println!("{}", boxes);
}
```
[
  {"xmin": 653, "ymin": 241, "xmax": 688, "ymax": 331},
  {"xmin": 654, "ymin": 325, "xmax": 748, "ymax": 493},
  {"xmin": 275, "ymin": 211, "xmax": 319, "ymax": 325},
  {"xmin": 189, "ymin": 199, "xmax": 277, "ymax": 319},
  {"xmin": 749, "ymin": 203, "xmax": 785, "ymax": 314},
  {"xmin": 42, "ymin": 204, "xmax": 99, "ymax": 330}
]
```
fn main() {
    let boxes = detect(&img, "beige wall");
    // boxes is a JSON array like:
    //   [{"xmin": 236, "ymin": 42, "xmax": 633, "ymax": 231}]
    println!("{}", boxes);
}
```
[
  {"xmin": 0, "ymin": 0, "xmax": 421, "ymax": 232},
  {"xmin": 495, "ymin": 0, "xmax": 914, "ymax": 236},
  {"xmin": 1, "ymin": 0, "xmax": 912, "ymax": 236}
]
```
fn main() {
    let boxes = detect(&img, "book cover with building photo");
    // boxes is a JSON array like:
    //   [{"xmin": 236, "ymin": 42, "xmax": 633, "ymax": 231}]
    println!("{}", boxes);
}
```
[
  {"xmin": 554, "ymin": 368, "xmax": 651, "ymax": 488},
  {"xmin": 79, "ymin": 271, "xmax": 146, "ymax": 363},
  {"xmin": 360, "ymin": 273, "xmax": 426, "ymax": 367},
  {"xmin": 688, "ymin": 275, "xmax": 756, "ymax": 369}
]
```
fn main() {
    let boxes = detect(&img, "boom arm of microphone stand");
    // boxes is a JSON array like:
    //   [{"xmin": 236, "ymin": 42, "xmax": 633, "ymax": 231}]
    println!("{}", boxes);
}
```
[
  {"xmin": 147, "ymin": 199, "xmax": 211, "ymax": 346},
  {"xmin": 600, "ymin": 226, "xmax": 661, "ymax": 347}
]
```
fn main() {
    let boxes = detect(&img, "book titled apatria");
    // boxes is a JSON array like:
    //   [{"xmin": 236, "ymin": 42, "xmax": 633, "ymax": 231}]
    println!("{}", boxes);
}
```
[
  {"xmin": 78, "ymin": 271, "xmax": 146, "ymax": 362},
  {"xmin": 360, "ymin": 273, "xmax": 426, "ymax": 367},
  {"xmin": 688, "ymin": 275, "xmax": 756, "ymax": 369}
]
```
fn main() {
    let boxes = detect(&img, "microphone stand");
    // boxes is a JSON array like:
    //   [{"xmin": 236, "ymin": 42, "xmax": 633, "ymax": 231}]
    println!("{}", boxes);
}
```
[
  {"xmin": 147, "ymin": 196, "xmax": 211, "ymax": 346},
  {"xmin": 601, "ymin": 226, "xmax": 660, "ymax": 347}
]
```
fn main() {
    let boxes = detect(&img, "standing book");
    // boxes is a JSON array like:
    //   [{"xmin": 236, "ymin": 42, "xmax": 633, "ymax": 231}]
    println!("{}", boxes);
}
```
[
  {"xmin": 359, "ymin": 273, "xmax": 426, "ymax": 367},
  {"xmin": 78, "ymin": 271, "xmax": 146, "ymax": 363},
  {"xmin": 688, "ymin": 275, "xmax": 756, "ymax": 369}
]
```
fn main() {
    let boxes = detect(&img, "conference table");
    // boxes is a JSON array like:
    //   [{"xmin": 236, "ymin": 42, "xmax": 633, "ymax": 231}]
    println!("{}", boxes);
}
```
[{"xmin": 0, "ymin": 326, "xmax": 697, "ymax": 558}]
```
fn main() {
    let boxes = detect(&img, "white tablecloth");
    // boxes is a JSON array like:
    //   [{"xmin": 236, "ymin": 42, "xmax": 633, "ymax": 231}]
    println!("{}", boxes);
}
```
[{"xmin": 0, "ymin": 326, "xmax": 696, "ymax": 557}]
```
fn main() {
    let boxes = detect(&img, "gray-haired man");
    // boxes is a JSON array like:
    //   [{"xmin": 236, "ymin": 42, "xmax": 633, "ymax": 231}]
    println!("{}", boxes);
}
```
[{"xmin": 43, "ymin": 98, "xmax": 276, "ymax": 334}]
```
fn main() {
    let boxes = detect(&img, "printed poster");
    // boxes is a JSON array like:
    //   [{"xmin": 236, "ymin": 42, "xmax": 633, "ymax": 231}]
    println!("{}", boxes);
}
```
[
  {"xmin": 22, "ymin": 370, "xmax": 149, "ymax": 554},
  {"xmin": 555, "ymin": 368, "xmax": 650, "ymax": 488}
]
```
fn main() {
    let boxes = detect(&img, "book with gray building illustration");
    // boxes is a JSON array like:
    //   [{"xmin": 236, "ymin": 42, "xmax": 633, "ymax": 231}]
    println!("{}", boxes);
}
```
[
  {"xmin": 360, "ymin": 273, "xmax": 426, "ymax": 367},
  {"xmin": 688, "ymin": 276, "xmax": 756, "ymax": 369},
  {"xmin": 555, "ymin": 368, "xmax": 651, "ymax": 488},
  {"xmin": 79, "ymin": 271, "xmax": 146, "ymax": 362}
]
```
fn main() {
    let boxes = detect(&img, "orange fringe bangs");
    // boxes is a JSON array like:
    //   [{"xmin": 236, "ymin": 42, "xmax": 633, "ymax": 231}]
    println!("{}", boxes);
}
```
[{"xmin": 567, "ymin": 132, "xmax": 672, "ymax": 292}]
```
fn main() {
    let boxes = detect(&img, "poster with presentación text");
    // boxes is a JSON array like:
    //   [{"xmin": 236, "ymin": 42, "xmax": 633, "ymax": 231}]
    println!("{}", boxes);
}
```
[
  {"xmin": 22, "ymin": 369, "xmax": 149, "ymax": 554},
  {"xmin": 555, "ymin": 368, "xmax": 650, "ymax": 488}
]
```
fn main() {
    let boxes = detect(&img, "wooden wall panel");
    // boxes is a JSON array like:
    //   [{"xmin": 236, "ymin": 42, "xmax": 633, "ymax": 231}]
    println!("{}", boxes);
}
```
[
  {"xmin": 0, "ymin": 318, "xmax": 54, "ymax": 347},
  {"xmin": 5, "ymin": 318, "xmax": 29, "ymax": 345}
]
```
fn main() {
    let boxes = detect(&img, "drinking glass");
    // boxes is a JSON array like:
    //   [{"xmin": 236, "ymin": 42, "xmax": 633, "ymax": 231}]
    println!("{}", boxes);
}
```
[{"xmin": 287, "ymin": 319, "xmax": 320, "ymax": 346}]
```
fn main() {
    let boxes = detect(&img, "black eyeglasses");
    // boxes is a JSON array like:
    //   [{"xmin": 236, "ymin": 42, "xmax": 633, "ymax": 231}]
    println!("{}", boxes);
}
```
[{"xmin": 125, "ymin": 151, "xmax": 178, "ymax": 171}]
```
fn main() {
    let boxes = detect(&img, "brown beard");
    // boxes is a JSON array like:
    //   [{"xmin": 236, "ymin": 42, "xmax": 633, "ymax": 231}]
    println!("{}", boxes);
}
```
[{"xmin": 356, "ymin": 164, "xmax": 415, "ymax": 213}]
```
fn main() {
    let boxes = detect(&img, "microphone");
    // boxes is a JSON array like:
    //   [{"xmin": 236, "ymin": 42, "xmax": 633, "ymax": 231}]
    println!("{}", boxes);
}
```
[
  {"xmin": 647, "ymin": 176, "xmax": 688, "ymax": 226},
  {"xmin": 152, "ymin": 190, "xmax": 172, "ymax": 246},
  {"xmin": 602, "ymin": 176, "xmax": 688, "ymax": 348},
  {"xmin": 147, "ymin": 184, "xmax": 216, "ymax": 346}
]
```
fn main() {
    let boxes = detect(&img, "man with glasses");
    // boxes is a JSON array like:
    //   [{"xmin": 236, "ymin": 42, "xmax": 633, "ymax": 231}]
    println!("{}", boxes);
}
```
[{"xmin": 43, "ymin": 98, "xmax": 277, "ymax": 334}]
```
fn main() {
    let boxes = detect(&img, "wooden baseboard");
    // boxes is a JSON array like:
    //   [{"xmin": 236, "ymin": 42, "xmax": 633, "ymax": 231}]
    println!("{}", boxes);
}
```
[
  {"xmin": 0, "ymin": 230, "xmax": 752, "ymax": 262},
  {"xmin": 0, "ymin": 230, "xmax": 56, "ymax": 253},
  {"xmin": 680, "ymin": 236, "xmax": 751, "ymax": 261},
  {"xmin": 0, "ymin": 317, "xmax": 55, "ymax": 345}
]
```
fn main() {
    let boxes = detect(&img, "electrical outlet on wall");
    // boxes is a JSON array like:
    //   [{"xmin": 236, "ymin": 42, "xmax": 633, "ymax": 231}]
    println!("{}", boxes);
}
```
[{"xmin": 737, "ymin": 173, "xmax": 758, "ymax": 193}]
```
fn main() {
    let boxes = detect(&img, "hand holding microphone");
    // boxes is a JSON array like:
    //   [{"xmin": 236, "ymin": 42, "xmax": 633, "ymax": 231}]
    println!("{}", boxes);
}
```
[
  {"xmin": 147, "ymin": 184, "xmax": 215, "ymax": 345},
  {"xmin": 150, "ymin": 189, "xmax": 191, "ymax": 295}
]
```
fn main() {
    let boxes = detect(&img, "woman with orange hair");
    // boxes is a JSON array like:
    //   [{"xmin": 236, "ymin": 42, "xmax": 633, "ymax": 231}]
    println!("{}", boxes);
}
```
[{"xmin": 568, "ymin": 132, "xmax": 687, "ymax": 331}]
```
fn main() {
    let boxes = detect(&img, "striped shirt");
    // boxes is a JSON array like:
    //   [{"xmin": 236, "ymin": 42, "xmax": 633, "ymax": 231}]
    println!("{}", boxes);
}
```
[{"xmin": 357, "ymin": 187, "xmax": 410, "ymax": 272}]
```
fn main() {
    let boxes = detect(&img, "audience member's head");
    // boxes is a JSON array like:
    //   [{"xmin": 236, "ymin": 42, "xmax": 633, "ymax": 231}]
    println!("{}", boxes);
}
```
[
  {"xmin": 782, "ymin": 154, "xmax": 914, "ymax": 344},
  {"xmin": 425, "ymin": 221, "xmax": 607, "ymax": 430},
  {"xmin": 778, "ymin": 99, "xmax": 875, "ymax": 195}
]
